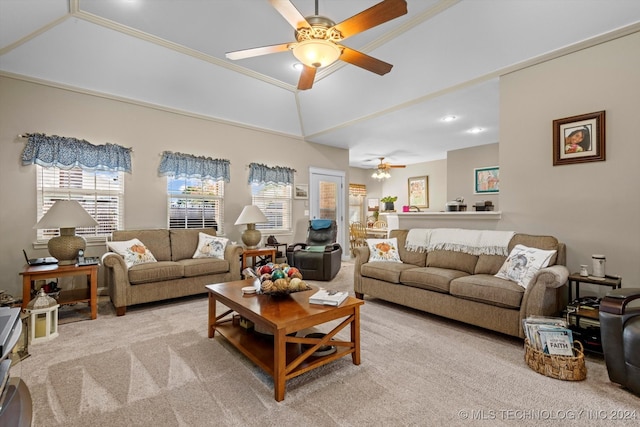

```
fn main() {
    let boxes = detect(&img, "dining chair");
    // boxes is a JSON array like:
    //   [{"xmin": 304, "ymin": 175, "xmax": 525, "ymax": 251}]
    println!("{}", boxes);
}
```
[{"xmin": 349, "ymin": 222, "xmax": 367, "ymax": 256}]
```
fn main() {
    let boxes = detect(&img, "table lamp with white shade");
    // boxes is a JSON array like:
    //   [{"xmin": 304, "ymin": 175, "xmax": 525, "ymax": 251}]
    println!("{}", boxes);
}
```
[
  {"xmin": 234, "ymin": 205, "xmax": 268, "ymax": 249},
  {"xmin": 33, "ymin": 200, "xmax": 99, "ymax": 265}
]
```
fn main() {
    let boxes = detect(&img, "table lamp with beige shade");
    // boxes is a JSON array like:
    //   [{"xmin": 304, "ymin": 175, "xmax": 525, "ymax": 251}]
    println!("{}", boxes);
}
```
[
  {"xmin": 33, "ymin": 200, "xmax": 99, "ymax": 265},
  {"xmin": 235, "ymin": 205, "xmax": 268, "ymax": 249}
]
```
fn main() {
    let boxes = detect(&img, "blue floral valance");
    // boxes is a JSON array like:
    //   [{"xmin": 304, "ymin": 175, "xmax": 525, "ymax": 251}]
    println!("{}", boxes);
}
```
[
  {"xmin": 159, "ymin": 151, "xmax": 230, "ymax": 182},
  {"xmin": 22, "ymin": 133, "xmax": 132, "ymax": 173},
  {"xmin": 248, "ymin": 163, "xmax": 296, "ymax": 185}
]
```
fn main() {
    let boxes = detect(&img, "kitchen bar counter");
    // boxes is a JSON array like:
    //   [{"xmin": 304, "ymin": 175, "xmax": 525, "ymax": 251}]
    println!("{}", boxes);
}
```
[{"xmin": 381, "ymin": 211, "xmax": 502, "ymax": 230}]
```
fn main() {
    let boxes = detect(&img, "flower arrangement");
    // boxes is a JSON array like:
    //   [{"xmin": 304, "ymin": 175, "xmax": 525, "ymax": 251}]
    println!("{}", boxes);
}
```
[{"xmin": 380, "ymin": 196, "xmax": 397, "ymax": 203}]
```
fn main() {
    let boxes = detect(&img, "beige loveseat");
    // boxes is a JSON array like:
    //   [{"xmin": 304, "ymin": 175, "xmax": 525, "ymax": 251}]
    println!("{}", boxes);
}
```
[
  {"xmin": 102, "ymin": 228, "xmax": 242, "ymax": 315},
  {"xmin": 353, "ymin": 229, "xmax": 569, "ymax": 338}
]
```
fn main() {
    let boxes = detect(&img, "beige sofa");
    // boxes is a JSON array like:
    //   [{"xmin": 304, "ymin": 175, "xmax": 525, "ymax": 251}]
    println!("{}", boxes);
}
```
[
  {"xmin": 353, "ymin": 229, "xmax": 569, "ymax": 338},
  {"xmin": 102, "ymin": 228, "xmax": 242, "ymax": 315}
]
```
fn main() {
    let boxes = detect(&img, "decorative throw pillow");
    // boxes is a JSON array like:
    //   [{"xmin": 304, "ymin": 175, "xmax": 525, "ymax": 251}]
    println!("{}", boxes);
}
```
[
  {"xmin": 495, "ymin": 244, "xmax": 557, "ymax": 288},
  {"xmin": 367, "ymin": 238, "xmax": 402, "ymax": 263},
  {"xmin": 192, "ymin": 232, "xmax": 228, "ymax": 259},
  {"xmin": 107, "ymin": 238, "xmax": 157, "ymax": 268}
]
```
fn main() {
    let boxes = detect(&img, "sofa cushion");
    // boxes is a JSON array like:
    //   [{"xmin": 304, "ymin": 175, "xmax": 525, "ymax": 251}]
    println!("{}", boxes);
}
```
[
  {"xmin": 107, "ymin": 238, "xmax": 158, "ymax": 268},
  {"xmin": 361, "ymin": 261, "xmax": 416, "ymax": 284},
  {"xmin": 389, "ymin": 230, "xmax": 427, "ymax": 267},
  {"xmin": 509, "ymin": 234, "xmax": 559, "ymax": 265},
  {"xmin": 450, "ymin": 274, "xmax": 524, "ymax": 309},
  {"xmin": 400, "ymin": 267, "xmax": 468, "ymax": 293},
  {"xmin": 192, "ymin": 232, "xmax": 228, "ymax": 259},
  {"xmin": 367, "ymin": 238, "xmax": 402, "ymax": 263},
  {"xmin": 474, "ymin": 254, "xmax": 507, "ymax": 275},
  {"xmin": 426, "ymin": 250, "xmax": 478, "ymax": 275},
  {"xmin": 128, "ymin": 261, "xmax": 184, "ymax": 285},
  {"xmin": 179, "ymin": 258, "xmax": 229, "ymax": 277},
  {"xmin": 170, "ymin": 228, "xmax": 217, "ymax": 261},
  {"xmin": 112, "ymin": 229, "xmax": 172, "ymax": 261}
]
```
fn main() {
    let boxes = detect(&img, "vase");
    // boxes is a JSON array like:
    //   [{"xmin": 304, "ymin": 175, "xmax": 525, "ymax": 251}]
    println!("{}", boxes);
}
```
[{"xmin": 384, "ymin": 202, "xmax": 395, "ymax": 211}]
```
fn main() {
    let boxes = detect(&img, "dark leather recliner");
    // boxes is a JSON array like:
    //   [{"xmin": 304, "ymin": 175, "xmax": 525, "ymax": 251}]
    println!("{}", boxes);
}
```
[
  {"xmin": 286, "ymin": 219, "xmax": 342, "ymax": 281},
  {"xmin": 599, "ymin": 287, "xmax": 640, "ymax": 396}
]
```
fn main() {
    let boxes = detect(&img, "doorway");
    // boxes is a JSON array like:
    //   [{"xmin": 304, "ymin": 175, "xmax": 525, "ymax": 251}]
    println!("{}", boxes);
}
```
[{"xmin": 309, "ymin": 167, "xmax": 346, "ymax": 252}]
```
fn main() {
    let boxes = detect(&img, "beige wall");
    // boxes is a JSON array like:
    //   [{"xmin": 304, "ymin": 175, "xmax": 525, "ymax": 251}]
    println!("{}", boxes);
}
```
[
  {"xmin": 0, "ymin": 76, "xmax": 348, "ymax": 297},
  {"xmin": 352, "ymin": 159, "xmax": 448, "ymax": 213},
  {"xmin": 447, "ymin": 143, "xmax": 499, "ymax": 209},
  {"xmin": 499, "ymin": 31, "xmax": 640, "ymax": 292}
]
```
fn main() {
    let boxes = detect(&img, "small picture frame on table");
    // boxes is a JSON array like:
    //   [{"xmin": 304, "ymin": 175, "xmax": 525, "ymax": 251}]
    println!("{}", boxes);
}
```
[{"xmin": 553, "ymin": 111, "xmax": 605, "ymax": 166}]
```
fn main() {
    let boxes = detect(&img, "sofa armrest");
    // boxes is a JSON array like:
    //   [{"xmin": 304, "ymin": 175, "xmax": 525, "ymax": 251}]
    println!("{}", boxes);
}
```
[
  {"xmin": 224, "ymin": 244, "xmax": 244, "ymax": 281},
  {"xmin": 101, "ymin": 252, "xmax": 130, "ymax": 311},
  {"xmin": 353, "ymin": 245, "xmax": 370, "ymax": 295},
  {"xmin": 518, "ymin": 264, "xmax": 569, "ymax": 336}
]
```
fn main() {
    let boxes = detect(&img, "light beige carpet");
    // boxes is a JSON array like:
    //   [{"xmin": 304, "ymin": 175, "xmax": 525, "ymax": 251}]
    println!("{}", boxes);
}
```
[{"xmin": 15, "ymin": 262, "xmax": 639, "ymax": 426}]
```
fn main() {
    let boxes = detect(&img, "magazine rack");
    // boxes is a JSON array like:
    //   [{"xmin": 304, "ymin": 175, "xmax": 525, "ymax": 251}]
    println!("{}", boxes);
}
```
[{"xmin": 524, "ymin": 339, "xmax": 587, "ymax": 381}]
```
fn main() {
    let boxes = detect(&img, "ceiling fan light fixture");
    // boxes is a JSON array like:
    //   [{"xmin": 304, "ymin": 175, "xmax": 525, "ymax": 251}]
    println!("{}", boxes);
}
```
[
  {"xmin": 292, "ymin": 39, "xmax": 341, "ymax": 68},
  {"xmin": 371, "ymin": 169, "xmax": 391, "ymax": 180}
]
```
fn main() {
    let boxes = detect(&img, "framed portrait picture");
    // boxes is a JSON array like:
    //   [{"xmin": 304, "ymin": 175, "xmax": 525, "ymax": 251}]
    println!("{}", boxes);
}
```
[
  {"xmin": 553, "ymin": 111, "xmax": 605, "ymax": 166},
  {"xmin": 474, "ymin": 166, "xmax": 499, "ymax": 194},
  {"xmin": 294, "ymin": 184, "xmax": 308, "ymax": 199},
  {"xmin": 408, "ymin": 176, "xmax": 429, "ymax": 208}
]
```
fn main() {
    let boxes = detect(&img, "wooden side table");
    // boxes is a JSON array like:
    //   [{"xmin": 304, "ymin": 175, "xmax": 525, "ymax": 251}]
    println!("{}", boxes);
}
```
[
  {"xmin": 265, "ymin": 242, "xmax": 287, "ymax": 258},
  {"xmin": 19, "ymin": 263, "xmax": 99, "ymax": 320},
  {"xmin": 241, "ymin": 247, "xmax": 276, "ymax": 270},
  {"xmin": 567, "ymin": 273, "xmax": 622, "ymax": 302}
]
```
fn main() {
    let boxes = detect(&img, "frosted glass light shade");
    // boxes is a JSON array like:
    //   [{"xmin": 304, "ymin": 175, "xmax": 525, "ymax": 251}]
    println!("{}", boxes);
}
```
[{"xmin": 292, "ymin": 40, "xmax": 341, "ymax": 68}]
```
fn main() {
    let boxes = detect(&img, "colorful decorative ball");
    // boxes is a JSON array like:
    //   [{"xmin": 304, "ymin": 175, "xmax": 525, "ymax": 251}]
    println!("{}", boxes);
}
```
[
  {"xmin": 274, "ymin": 278, "xmax": 289, "ymax": 292},
  {"xmin": 287, "ymin": 267, "xmax": 299, "ymax": 277},
  {"xmin": 271, "ymin": 270, "xmax": 285, "ymax": 280}
]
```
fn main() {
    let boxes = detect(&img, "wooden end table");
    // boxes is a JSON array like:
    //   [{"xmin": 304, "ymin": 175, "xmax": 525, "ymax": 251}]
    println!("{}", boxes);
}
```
[
  {"xmin": 207, "ymin": 279, "xmax": 363, "ymax": 401},
  {"xmin": 241, "ymin": 247, "xmax": 276, "ymax": 269},
  {"xmin": 20, "ymin": 263, "xmax": 99, "ymax": 320}
]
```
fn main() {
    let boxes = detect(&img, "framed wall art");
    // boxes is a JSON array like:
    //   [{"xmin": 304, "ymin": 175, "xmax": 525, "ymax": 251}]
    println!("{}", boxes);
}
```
[
  {"xmin": 553, "ymin": 111, "xmax": 605, "ymax": 166},
  {"xmin": 294, "ymin": 183, "xmax": 308, "ymax": 199},
  {"xmin": 408, "ymin": 176, "xmax": 429, "ymax": 208},
  {"xmin": 474, "ymin": 166, "xmax": 499, "ymax": 194}
]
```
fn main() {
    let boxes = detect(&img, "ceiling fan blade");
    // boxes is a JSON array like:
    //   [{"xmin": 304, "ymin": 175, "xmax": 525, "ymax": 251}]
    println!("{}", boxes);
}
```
[
  {"xmin": 332, "ymin": 0, "xmax": 407, "ymax": 40},
  {"xmin": 339, "ymin": 46, "xmax": 393, "ymax": 75},
  {"xmin": 269, "ymin": 0, "xmax": 310, "ymax": 30},
  {"xmin": 297, "ymin": 65, "xmax": 317, "ymax": 90},
  {"xmin": 388, "ymin": 165, "xmax": 406, "ymax": 168},
  {"xmin": 225, "ymin": 43, "xmax": 291, "ymax": 60}
]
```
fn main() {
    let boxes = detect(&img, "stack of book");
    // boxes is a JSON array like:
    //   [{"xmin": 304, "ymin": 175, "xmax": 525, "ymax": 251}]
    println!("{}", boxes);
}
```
[
  {"xmin": 309, "ymin": 289, "xmax": 348, "ymax": 306},
  {"xmin": 523, "ymin": 316, "xmax": 575, "ymax": 356}
]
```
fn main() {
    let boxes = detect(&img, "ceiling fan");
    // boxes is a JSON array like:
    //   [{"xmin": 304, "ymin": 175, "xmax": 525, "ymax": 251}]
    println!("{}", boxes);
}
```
[
  {"xmin": 371, "ymin": 157, "xmax": 405, "ymax": 180},
  {"xmin": 225, "ymin": 0, "xmax": 408, "ymax": 90}
]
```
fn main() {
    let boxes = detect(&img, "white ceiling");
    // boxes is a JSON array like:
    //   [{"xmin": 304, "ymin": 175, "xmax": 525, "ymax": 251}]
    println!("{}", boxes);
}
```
[{"xmin": 1, "ymin": 0, "xmax": 639, "ymax": 169}]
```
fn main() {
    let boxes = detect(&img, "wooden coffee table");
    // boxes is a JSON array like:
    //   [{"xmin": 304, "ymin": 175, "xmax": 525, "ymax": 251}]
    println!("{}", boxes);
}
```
[{"xmin": 207, "ymin": 279, "xmax": 363, "ymax": 401}]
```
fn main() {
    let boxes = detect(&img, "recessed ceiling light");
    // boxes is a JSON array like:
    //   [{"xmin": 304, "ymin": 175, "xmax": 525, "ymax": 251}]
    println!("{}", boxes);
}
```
[
  {"xmin": 440, "ymin": 115, "xmax": 458, "ymax": 122},
  {"xmin": 467, "ymin": 127, "xmax": 484, "ymax": 134},
  {"xmin": 292, "ymin": 63, "xmax": 303, "ymax": 71}
]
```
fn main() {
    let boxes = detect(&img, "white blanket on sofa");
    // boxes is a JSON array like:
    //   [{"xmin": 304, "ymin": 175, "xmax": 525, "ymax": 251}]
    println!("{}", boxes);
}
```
[
  {"xmin": 405, "ymin": 228, "xmax": 432, "ymax": 252},
  {"xmin": 428, "ymin": 228, "xmax": 515, "ymax": 256}
]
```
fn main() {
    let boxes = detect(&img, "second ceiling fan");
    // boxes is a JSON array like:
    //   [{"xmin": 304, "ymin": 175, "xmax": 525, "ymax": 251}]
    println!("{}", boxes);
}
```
[{"xmin": 226, "ymin": 0, "xmax": 408, "ymax": 90}]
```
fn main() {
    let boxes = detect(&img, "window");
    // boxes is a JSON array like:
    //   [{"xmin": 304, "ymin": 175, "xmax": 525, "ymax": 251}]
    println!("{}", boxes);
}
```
[
  {"xmin": 167, "ymin": 177, "xmax": 224, "ymax": 231},
  {"xmin": 37, "ymin": 166, "xmax": 124, "ymax": 241},
  {"xmin": 349, "ymin": 184, "xmax": 367, "ymax": 223},
  {"xmin": 251, "ymin": 182, "xmax": 292, "ymax": 232}
]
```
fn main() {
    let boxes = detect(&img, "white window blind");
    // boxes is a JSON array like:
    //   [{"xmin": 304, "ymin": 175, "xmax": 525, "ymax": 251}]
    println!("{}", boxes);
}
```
[
  {"xmin": 167, "ymin": 177, "xmax": 224, "ymax": 231},
  {"xmin": 251, "ymin": 182, "xmax": 292, "ymax": 232},
  {"xmin": 37, "ymin": 166, "xmax": 124, "ymax": 241}
]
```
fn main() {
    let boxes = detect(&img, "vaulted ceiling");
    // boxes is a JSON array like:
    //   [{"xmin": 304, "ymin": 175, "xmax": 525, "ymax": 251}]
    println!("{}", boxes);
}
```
[{"xmin": 2, "ymin": 0, "xmax": 639, "ymax": 170}]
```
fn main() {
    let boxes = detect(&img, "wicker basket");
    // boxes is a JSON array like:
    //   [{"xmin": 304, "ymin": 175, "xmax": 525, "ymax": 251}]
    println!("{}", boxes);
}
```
[{"xmin": 524, "ymin": 339, "xmax": 587, "ymax": 381}]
